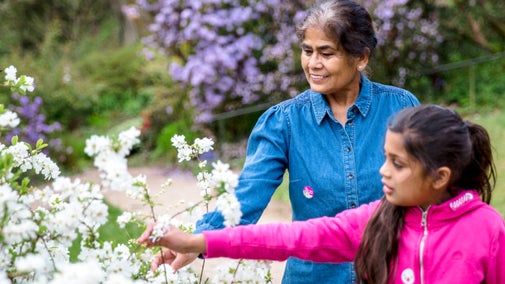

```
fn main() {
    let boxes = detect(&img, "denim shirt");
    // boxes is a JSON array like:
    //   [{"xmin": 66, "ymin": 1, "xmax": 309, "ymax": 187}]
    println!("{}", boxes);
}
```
[{"xmin": 196, "ymin": 76, "xmax": 419, "ymax": 283}]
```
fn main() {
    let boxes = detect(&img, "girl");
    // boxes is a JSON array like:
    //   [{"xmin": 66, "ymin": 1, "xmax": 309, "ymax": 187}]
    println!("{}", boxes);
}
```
[{"xmin": 138, "ymin": 105, "xmax": 504, "ymax": 284}]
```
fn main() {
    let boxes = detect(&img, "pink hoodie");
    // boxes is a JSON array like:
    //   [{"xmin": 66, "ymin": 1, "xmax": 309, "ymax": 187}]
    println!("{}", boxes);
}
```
[{"xmin": 203, "ymin": 190, "xmax": 505, "ymax": 283}]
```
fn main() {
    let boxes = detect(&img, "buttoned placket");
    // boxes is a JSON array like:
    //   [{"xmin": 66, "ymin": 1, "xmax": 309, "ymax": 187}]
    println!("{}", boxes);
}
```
[{"xmin": 343, "ymin": 107, "xmax": 359, "ymax": 210}]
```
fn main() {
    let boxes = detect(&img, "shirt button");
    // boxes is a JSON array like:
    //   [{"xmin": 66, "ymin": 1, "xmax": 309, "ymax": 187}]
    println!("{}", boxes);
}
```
[
  {"xmin": 348, "ymin": 121, "xmax": 353, "ymax": 126},
  {"xmin": 346, "ymin": 147, "xmax": 351, "ymax": 152},
  {"xmin": 351, "ymin": 203, "xmax": 357, "ymax": 208},
  {"xmin": 348, "ymin": 173, "xmax": 353, "ymax": 179}
]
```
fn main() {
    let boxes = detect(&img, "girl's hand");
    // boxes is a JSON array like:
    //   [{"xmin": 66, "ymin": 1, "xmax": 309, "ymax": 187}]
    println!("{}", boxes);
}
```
[
  {"xmin": 137, "ymin": 223, "xmax": 207, "ymax": 255},
  {"xmin": 150, "ymin": 250, "xmax": 200, "ymax": 272}
]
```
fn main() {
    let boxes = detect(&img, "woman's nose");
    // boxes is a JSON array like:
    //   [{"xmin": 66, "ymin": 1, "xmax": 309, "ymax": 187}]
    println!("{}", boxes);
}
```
[{"xmin": 308, "ymin": 54, "xmax": 322, "ymax": 69}]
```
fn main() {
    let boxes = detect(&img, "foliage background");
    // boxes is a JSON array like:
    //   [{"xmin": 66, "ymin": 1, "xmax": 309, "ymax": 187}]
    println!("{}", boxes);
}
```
[{"xmin": 0, "ymin": 0, "xmax": 504, "ymax": 215}]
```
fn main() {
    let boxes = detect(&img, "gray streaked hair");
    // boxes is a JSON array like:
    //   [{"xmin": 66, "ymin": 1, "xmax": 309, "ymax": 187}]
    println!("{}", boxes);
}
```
[{"xmin": 296, "ymin": 0, "xmax": 377, "ymax": 58}]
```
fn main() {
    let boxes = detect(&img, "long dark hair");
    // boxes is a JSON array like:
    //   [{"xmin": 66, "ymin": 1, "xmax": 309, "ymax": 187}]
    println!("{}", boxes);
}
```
[{"xmin": 354, "ymin": 105, "xmax": 496, "ymax": 283}]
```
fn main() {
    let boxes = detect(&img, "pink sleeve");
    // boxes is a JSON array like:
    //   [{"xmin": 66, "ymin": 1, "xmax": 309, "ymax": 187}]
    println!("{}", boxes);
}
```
[
  {"xmin": 486, "ymin": 217, "xmax": 505, "ymax": 284},
  {"xmin": 202, "ymin": 201, "xmax": 379, "ymax": 263}
]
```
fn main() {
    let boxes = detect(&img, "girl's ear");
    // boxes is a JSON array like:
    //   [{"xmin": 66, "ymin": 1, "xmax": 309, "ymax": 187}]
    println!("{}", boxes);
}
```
[{"xmin": 433, "ymin": 166, "xmax": 451, "ymax": 190}]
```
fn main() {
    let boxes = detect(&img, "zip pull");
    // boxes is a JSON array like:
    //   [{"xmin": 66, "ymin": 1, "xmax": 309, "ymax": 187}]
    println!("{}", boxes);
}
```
[
  {"xmin": 420, "ymin": 206, "xmax": 430, "ymax": 228},
  {"xmin": 421, "ymin": 210, "xmax": 428, "ymax": 228},
  {"xmin": 419, "ymin": 207, "xmax": 430, "ymax": 284}
]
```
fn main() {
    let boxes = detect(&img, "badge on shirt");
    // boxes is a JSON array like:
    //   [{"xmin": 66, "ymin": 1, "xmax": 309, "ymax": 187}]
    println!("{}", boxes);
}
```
[{"xmin": 303, "ymin": 186, "xmax": 314, "ymax": 199}]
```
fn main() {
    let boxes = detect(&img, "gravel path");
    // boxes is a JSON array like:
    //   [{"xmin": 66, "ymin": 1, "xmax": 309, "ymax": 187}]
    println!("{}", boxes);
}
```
[{"xmin": 77, "ymin": 166, "xmax": 292, "ymax": 283}]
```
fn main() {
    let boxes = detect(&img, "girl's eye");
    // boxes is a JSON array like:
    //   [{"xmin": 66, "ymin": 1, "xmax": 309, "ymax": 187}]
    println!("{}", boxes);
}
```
[{"xmin": 393, "ymin": 160, "xmax": 404, "ymax": 169}]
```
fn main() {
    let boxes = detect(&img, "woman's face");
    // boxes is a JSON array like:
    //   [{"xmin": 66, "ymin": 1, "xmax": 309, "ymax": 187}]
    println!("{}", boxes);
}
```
[
  {"xmin": 379, "ymin": 130, "xmax": 437, "ymax": 210},
  {"xmin": 300, "ymin": 27, "xmax": 364, "ymax": 97}
]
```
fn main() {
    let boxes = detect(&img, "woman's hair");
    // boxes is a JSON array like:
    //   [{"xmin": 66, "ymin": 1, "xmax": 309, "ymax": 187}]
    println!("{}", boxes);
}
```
[
  {"xmin": 295, "ymin": 0, "xmax": 377, "ymax": 58},
  {"xmin": 354, "ymin": 104, "xmax": 496, "ymax": 283}
]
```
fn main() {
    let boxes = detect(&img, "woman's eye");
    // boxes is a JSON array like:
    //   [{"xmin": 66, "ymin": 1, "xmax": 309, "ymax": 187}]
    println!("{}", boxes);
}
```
[
  {"xmin": 322, "ymin": 53, "xmax": 333, "ymax": 57},
  {"xmin": 303, "ymin": 49, "xmax": 313, "ymax": 55}
]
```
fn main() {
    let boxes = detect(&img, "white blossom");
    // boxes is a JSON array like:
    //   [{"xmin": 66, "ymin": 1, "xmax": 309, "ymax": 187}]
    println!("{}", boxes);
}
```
[
  {"xmin": 3, "ymin": 219, "xmax": 38, "ymax": 244},
  {"xmin": 194, "ymin": 137, "xmax": 214, "ymax": 154},
  {"xmin": 0, "ymin": 110, "xmax": 20, "ymax": 128},
  {"xmin": 18, "ymin": 75, "xmax": 35, "ymax": 92},
  {"xmin": 4, "ymin": 142, "xmax": 30, "ymax": 168},
  {"xmin": 117, "ymin": 211, "xmax": 135, "ymax": 228},
  {"xmin": 213, "ymin": 260, "xmax": 272, "ymax": 284},
  {"xmin": 0, "ymin": 184, "xmax": 18, "ymax": 208},
  {"xmin": 117, "ymin": 126, "xmax": 141, "ymax": 156},
  {"xmin": 149, "ymin": 214, "xmax": 172, "ymax": 243},
  {"xmin": 170, "ymin": 134, "xmax": 186, "ymax": 149},
  {"xmin": 211, "ymin": 160, "xmax": 239, "ymax": 190},
  {"xmin": 84, "ymin": 135, "xmax": 112, "ymax": 156},
  {"xmin": 50, "ymin": 261, "xmax": 106, "ymax": 284},
  {"xmin": 14, "ymin": 254, "xmax": 48, "ymax": 273},
  {"xmin": 176, "ymin": 144, "xmax": 193, "ymax": 162},
  {"xmin": 4, "ymin": 65, "xmax": 17, "ymax": 81},
  {"xmin": 32, "ymin": 152, "xmax": 61, "ymax": 179},
  {"xmin": 0, "ymin": 271, "xmax": 10, "ymax": 284},
  {"xmin": 216, "ymin": 193, "xmax": 242, "ymax": 227}
]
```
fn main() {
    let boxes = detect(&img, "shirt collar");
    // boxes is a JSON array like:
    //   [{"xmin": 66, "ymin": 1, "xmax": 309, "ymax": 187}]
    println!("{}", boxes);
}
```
[{"xmin": 311, "ymin": 74, "xmax": 373, "ymax": 125}]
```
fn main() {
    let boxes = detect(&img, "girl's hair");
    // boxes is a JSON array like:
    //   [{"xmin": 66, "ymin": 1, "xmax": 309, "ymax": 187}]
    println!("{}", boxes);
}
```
[
  {"xmin": 354, "ymin": 104, "xmax": 496, "ymax": 283},
  {"xmin": 295, "ymin": 0, "xmax": 377, "ymax": 59}
]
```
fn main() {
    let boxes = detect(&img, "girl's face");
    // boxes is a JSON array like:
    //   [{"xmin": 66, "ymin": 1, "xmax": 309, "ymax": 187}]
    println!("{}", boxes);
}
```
[
  {"xmin": 300, "ymin": 28, "xmax": 365, "ymax": 97},
  {"xmin": 379, "ymin": 130, "xmax": 438, "ymax": 210}
]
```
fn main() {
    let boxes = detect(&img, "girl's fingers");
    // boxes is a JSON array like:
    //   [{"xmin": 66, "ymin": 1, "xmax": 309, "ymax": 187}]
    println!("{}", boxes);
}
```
[{"xmin": 137, "ymin": 223, "xmax": 156, "ymax": 244}]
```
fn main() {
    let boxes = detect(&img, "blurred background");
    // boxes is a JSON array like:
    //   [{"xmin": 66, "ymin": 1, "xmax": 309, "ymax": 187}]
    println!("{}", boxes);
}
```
[{"xmin": 0, "ymin": 0, "xmax": 504, "ymax": 214}]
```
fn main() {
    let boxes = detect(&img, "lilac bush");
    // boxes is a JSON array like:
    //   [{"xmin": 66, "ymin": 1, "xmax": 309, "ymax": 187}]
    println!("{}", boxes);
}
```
[
  {"xmin": 136, "ymin": 0, "xmax": 306, "ymax": 122},
  {"xmin": 6, "ymin": 94, "xmax": 62, "ymax": 148},
  {"xmin": 361, "ymin": 0, "xmax": 442, "ymax": 86},
  {"xmin": 1, "ymin": 66, "xmax": 65, "ymax": 160},
  {"xmin": 136, "ymin": 0, "xmax": 442, "ymax": 122}
]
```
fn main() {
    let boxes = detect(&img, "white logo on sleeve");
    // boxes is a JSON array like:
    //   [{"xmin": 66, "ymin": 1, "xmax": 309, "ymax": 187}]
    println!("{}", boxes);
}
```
[{"xmin": 401, "ymin": 268, "xmax": 415, "ymax": 284}]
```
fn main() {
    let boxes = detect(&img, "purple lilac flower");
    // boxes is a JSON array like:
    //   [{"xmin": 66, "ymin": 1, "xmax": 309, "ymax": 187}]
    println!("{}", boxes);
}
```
[
  {"xmin": 139, "ymin": 0, "xmax": 442, "ymax": 121},
  {"xmin": 6, "ymin": 94, "xmax": 64, "ymax": 157}
]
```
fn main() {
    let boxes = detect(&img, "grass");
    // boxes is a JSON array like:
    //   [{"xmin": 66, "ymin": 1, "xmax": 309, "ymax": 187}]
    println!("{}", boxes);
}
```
[
  {"xmin": 470, "ymin": 110, "xmax": 505, "ymax": 216},
  {"xmin": 273, "ymin": 110, "xmax": 505, "ymax": 217}
]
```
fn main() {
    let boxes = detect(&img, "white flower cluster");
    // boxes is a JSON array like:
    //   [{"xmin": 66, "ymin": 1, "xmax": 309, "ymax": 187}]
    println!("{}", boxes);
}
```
[
  {"xmin": 1, "ymin": 66, "xmax": 271, "ymax": 283},
  {"xmin": 84, "ymin": 126, "xmax": 141, "ymax": 192},
  {"xmin": 211, "ymin": 161, "xmax": 241, "ymax": 227},
  {"xmin": 0, "ymin": 139, "xmax": 60, "ymax": 181},
  {"xmin": 145, "ymin": 265, "xmax": 199, "ymax": 284},
  {"xmin": 212, "ymin": 259, "xmax": 273, "ymax": 284},
  {"xmin": 171, "ymin": 134, "xmax": 214, "ymax": 162},
  {"xmin": 149, "ymin": 214, "xmax": 173, "ymax": 243},
  {"xmin": 3, "ymin": 65, "xmax": 35, "ymax": 93},
  {"xmin": 0, "ymin": 173, "xmax": 147, "ymax": 283},
  {"xmin": 172, "ymin": 135, "xmax": 242, "ymax": 227}
]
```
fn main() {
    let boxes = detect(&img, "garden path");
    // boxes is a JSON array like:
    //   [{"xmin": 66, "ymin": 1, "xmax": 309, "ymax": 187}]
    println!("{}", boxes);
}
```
[{"xmin": 77, "ymin": 166, "xmax": 292, "ymax": 284}]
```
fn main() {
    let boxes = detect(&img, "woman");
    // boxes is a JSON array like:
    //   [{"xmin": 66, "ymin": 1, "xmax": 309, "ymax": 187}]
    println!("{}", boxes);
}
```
[
  {"xmin": 156, "ymin": 0, "xmax": 419, "ymax": 283},
  {"xmin": 138, "ymin": 105, "xmax": 504, "ymax": 284}
]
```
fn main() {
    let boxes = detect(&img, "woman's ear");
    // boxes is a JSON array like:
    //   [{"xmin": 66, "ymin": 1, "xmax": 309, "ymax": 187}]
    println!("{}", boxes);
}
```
[
  {"xmin": 359, "ymin": 48, "xmax": 370, "ymax": 66},
  {"xmin": 356, "ymin": 48, "xmax": 370, "ymax": 71},
  {"xmin": 433, "ymin": 166, "xmax": 451, "ymax": 190}
]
